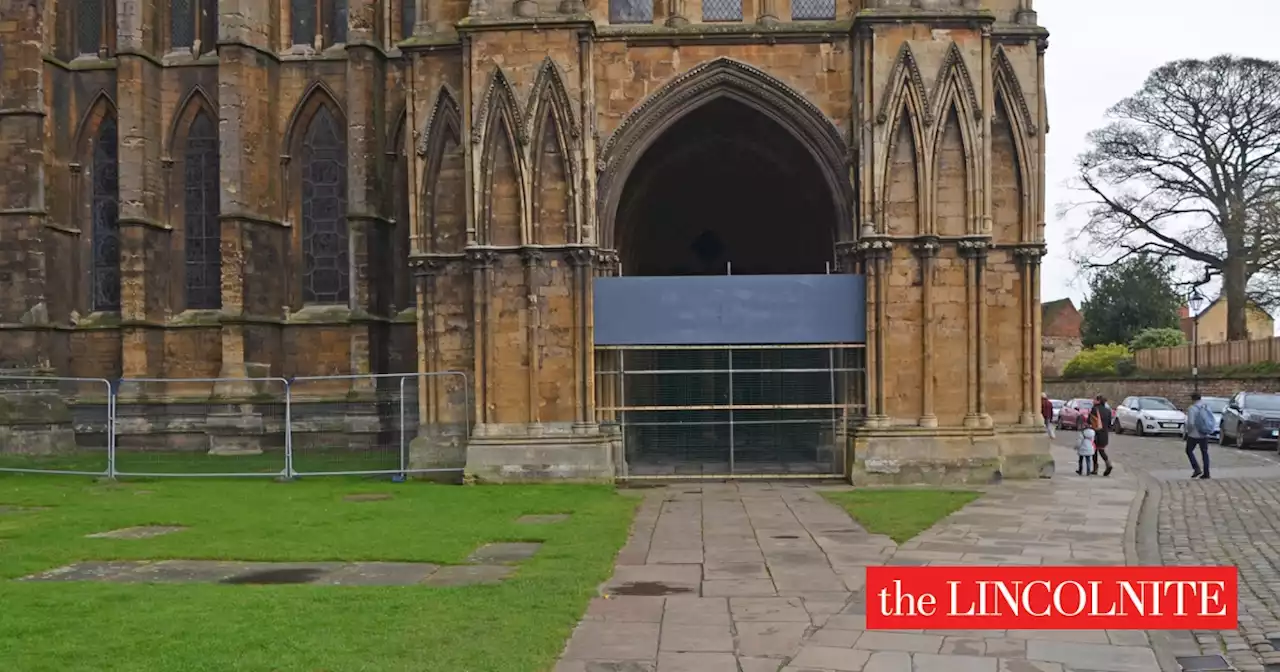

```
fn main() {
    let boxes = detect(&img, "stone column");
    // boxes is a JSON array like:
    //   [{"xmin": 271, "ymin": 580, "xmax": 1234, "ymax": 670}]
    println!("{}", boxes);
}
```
[
  {"xmin": 467, "ymin": 249, "xmax": 496, "ymax": 434},
  {"xmin": 959, "ymin": 239, "xmax": 980, "ymax": 427},
  {"xmin": 523, "ymin": 248, "xmax": 543, "ymax": 432},
  {"xmin": 665, "ymin": 0, "xmax": 689, "ymax": 27},
  {"xmin": 860, "ymin": 236, "xmax": 891, "ymax": 428},
  {"xmin": 569, "ymin": 248, "xmax": 595, "ymax": 430},
  {"xmin": 914, "ymin": 238, "xmax": 939, "ymax": 428},
  {"xmin": 974, "ymin": 241, "xmax": 991, "ymax": 426},
  {"xmin": 0, "ymin": 2, "xmax": 53, "ymax": 367},
  {"xmin": 1016, "ymin": 247, "xmax": 1036, "ymax": 426},
  {"xmin": 979, "ymin": 25, "xmax": 994, "ymax": 236},
  {"xmin": 415, "ymin": 0, "xmax": 433, "ymax": 34},
  {"xmin": 468, "ymin": 0, "xmax": 491, "ymax": 18},
  {"xmin": 345, "ymin": 0, "xmax": 387, "ymax": 398},
  {"xmin": 115, "ymin": 0, "xmax": 166, "ymax": 380},
  {"xmin": 757, "ymin": 0, "xmax": 779, "ymax": 25},
  {"xmin": 1017, "ymin": 0, "xmax": 1038, "ymax": 25}
]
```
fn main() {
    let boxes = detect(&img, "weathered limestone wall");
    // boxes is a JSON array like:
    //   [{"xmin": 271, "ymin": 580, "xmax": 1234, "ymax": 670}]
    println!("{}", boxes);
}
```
[{"xmin": 4, "ymin": 0, "xmax": 1048, "ymax": 483}]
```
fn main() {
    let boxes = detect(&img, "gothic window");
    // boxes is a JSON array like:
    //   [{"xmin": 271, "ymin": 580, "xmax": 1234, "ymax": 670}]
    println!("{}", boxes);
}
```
[
  {"xmin": 184, "ymin": 111, "xmax": 222, "ymax": 309},
  {"xmin": 292, "ymin": 0, "xmax": 348, "ymax": 48},
  {"xmin": 791, "ymin": 0, "xmax": 835, "ymax": 20},
  {"xmin": 77, "ymin": 0, "xmax": 105, "ymax": 56},
  {"xmin": 609, "ymin": 0, "xmax": 652, "ymax": 23},
  {"xmin": 300, "ymin": 105, "xmax": 349, "ymax": 304},
  {"xmin": 91, "ymin": 117, "xmax": 121, "ymax": 312},
  {"xmin": 401, "ymin": 0, "xmax": 416, "ymax": 40},
  {"xmin": 171, "ymin": 0, "xmax": 218, "ymax": 53},
  {"xmin": 701, "ymin": 0, "xmax": 742, "ymax": 21}
]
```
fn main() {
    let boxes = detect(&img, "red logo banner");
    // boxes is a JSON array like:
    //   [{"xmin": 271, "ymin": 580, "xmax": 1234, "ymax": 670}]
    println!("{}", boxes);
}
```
[{"xmin": 866, "ymin": 566, "xmax": 1237, "ymax": 630}]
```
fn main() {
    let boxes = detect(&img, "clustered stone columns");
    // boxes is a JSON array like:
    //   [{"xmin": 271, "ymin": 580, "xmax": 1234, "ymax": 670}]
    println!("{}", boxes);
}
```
[
  {"xmin": 466, "ymin": 248, "xmax": 498, "ymax": 435},
  {"xmin": 913, "ymin": 237, "xmax": 941, "ymax": 428},
  {"xmin": 958, "ymin": 238, "xmax": 991, "ymax": 429},
  {"xmin": 569, "ymin": 248, "xmax": 601, "ymax": 432},
  {"xmin": 1014, "ymin": 245, "xmax": 1047, "ymax": 426},
  {"xmin": 522, "ymin": 248, "xmax": 544, "ymax": 434},
  {"xmin": 665, "ymin": 0, "xmax": 689, "ymax": 27},
  {"xmin": 857, "ymin": 232, "xmax": 894, "ymax": 430}
]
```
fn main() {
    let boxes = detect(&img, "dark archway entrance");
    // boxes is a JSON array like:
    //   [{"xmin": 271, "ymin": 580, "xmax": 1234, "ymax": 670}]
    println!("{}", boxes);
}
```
[
  {"xmin": 594, "ymin": 85, "xmax": 866, "ymax": 479},
  {"xmin": 617, "ymin": 98, "xmax": 836, "ymax": 277}
]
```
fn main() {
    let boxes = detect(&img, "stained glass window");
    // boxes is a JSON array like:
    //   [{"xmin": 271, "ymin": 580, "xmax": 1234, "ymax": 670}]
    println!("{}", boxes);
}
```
[
  {"xmin": 609, "ymin": 0, "xmax": 652, "ymax": 23},
  {"xmin": 92, "ymin": 117, "xmax": 120, "ymax": 312},
  {"xmin": 791, "ymin": 0, "xmax": 834, "ymax": 20},
  {"xmin": 184, "ymin": 111, "xmax": 222, "ymax": 309},
  {"xmin": 77, "ymin": 0, "xmax": 103, "ymax": 55},
  {"xmin": 701, "ymin": 0, "xmax": 741, "ymax": 21},
  {"xmin": 327, "ymin": 0, "xmax": 349, "ymax": 46},
  {"xmin": 401, "ymin": 0, "xmax": 416, "ymax": 39},
  {"xmin": 291, "ymin": 0, "xmax": 316, "ymax": 46},
  {"xmin": 300, "ymin": 106, "xmax": 349, "ymax": 304},
  {"xmin": 171, "ymin": 0, "xmax": 195, "ymax": 49}
]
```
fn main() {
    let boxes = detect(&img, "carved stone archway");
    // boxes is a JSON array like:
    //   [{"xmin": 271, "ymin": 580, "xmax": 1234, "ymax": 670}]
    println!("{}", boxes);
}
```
[{"xmin": 596, "ymin": 58, "xmax": 853, "ymax": 250}]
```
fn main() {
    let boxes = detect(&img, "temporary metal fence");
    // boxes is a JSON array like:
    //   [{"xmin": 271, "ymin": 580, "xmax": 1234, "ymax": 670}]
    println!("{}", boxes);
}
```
[
  {"xmin": 595, "ymin": 344, "xmax": 866, "ymax": 479},
  {"xmin": 0, "ymin": 371, "xmax": 469, "ymax": 480},
  {"xmin": 287, "ymin": 372, "xmax": 471, "ymax": 477},
  {"xmin": 0, "ymin": 375, "xmax": 114, "ymax": 477}
]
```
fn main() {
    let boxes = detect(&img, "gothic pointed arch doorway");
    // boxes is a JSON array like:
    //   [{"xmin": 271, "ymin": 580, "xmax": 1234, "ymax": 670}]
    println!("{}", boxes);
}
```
[{"xmin": 592, "ymin": 63, "xmax": 867, "ymax": 478}]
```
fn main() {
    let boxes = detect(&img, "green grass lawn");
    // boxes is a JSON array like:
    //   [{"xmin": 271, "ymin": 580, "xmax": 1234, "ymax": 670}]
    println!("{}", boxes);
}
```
[
  {"xmin": 0, "ymin": 475, "xmax": 639, "ymax": 672},
  {"xmin": 821, "ymin": 488, "xmax": 981, "ymax": 543}
]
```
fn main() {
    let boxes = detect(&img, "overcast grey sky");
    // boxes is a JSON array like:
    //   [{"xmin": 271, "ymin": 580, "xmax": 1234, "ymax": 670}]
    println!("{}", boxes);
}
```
[{"xmin": 1038, "ymin": 0, "xmax": 1280, "ymax": 306}]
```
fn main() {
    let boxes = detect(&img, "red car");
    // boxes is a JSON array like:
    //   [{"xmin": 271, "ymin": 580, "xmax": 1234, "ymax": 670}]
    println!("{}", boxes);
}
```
[{"xmin": 1057, "ymin": 398, "xmax": 1095, "ymax": 431}]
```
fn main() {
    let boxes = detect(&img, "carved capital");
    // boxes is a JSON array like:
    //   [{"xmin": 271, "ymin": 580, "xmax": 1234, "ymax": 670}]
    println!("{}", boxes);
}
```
[
  {"xmin": 415, "ymin": 257, "xmax": 448, "ymax": 277},
  {"xmin": 521, "ymin": 247, "xmax": 544, "ymax": 266},
  {"xmin": 1036, "ymin": 37, "xmax": 1049, "ymax": 54},
  {"xmin": 912, "ymin": 236, "xmax": 941, "ymax": 259},
  {"xmin": 69, "ymin": 162, "xmax": 83, "ymax": 175},
  {"xmin": 957, "ymin": 238, "xmax": 991, "ymax": 259},
  {"xmin": 1011, "ymin": 244, "xmax": 1047, "ymax": 266},
  {"xmin": 567, "ymin": 247, "xmax": 595, "ymax": 267},
  {"xmin": 465, "ymin": 248, "xmax": 499, "ymax": 268}
]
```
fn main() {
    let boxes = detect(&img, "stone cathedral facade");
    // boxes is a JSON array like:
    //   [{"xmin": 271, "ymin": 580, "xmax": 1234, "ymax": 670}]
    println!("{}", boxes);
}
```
[{"xmin": 0, "ymin": 0, "xmax": 1051, "ymax": 482}]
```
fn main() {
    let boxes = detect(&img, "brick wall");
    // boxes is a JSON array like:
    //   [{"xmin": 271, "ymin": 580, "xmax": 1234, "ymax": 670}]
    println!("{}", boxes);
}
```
[{"xmin": 1044, "ymin": 376, "xmax": 1280, "ymax": 410}]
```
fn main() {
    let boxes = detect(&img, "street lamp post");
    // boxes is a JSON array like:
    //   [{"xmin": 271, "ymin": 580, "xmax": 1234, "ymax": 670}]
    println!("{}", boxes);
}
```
[{"xmin": 1189, "ymin": 289, "xmax": 1205, "ymax": 396}]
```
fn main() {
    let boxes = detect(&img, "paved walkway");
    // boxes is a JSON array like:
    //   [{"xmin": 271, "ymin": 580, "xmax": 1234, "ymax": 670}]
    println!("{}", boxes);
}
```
[
  {"xmin": 555, "ymin": 445, "xmax": 1160, "ymax": 672},
  {"xmin": 1077, "ymin": 432, "xmax": 1280, "ymax": 672}
]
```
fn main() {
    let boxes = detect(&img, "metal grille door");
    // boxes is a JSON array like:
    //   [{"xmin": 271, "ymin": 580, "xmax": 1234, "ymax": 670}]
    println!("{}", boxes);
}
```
[{"xmin": 596, "ymin": 345, "xmax": 865, "ymax": 478}]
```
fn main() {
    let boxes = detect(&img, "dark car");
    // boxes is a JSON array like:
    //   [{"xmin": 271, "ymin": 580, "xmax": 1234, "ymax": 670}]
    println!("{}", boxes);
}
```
[
  {"xmin": 1057, "ymin": 398, "xmax": 1094, "ymax": 431},
  {"xmin": 1219, "ymin": 392, "xmax": 1280, "ymax": 449}
]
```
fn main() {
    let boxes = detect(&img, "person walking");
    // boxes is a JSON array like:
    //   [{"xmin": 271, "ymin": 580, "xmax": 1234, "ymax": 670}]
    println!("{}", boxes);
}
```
[
  {"xmin": 1087, "ymin": 395, "xmax": 1114, "ymax": 476},
  {"xmin": 1185, "ymin": 392, "xmax": 1215, "ymax": 480},
  {"xmin": 1041, "ymin": 393, "xmax": 1056, "ymax": 439}
]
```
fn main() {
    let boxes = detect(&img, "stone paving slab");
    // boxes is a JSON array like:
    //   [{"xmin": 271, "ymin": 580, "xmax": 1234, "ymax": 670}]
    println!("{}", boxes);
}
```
[
  {"xmin": 86, "ymin": 525, "xmax": 187, "ymax": 539},
  {"xmin": 0, "ymin": 505, "xmax": 49, "ymax": 513},
  {"xmin": 554, "ymin": 450, "xmax": 1163, "ymax": 672},
  {"xmin": 465, "ymin": 541, "xmax": 542, "ymax": 564},
  {"xmin": 517, "ymin": 514, "xmax": 571, "ymax": 524}
]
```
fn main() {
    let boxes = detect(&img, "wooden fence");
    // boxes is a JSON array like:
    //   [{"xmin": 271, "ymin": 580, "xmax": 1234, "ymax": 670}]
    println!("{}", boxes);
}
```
[{"xmin": 1135, "ymin": 336, "xmax": 1280, "ymax": 373}]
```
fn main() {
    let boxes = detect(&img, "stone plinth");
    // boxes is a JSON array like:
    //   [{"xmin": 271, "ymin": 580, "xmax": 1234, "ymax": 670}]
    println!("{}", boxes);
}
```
[
  {"xmin": 848, "ymin": 427, "xmax": 1053, "ymax": 485},
  {"xmin": 204, "ymin": 406, "xmax": 266, "ymax": 456},
  {"xmin": 464, "ymin": 427, "xmax": 614, "ymax": 483},
  {"xmin": 0, "ymin": 378, "xmax": 77, "ymax": 455},
  {"xmin": 407, "ymin": 424, "xmax": 470, "ymax": 483}
]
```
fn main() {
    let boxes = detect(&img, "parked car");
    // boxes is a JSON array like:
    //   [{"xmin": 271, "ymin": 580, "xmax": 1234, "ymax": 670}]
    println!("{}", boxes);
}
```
[
  {"xmin": 1114, "ymin": 396, "xmax": 1185, "ymax": 436},
  {"xmin": 1050, "ymin": 399, "xmax": 1065, "ymax": 424},
  {"xmin": 1219, "ymin": 392, "xmax": 1280, "ymax": 449},
  {"xmin": 1180, "ymin": 396, "xmax": 1227, "ymax": 441},
  {"xmin": 1057, "ymin": 398, "xmax": 1094, "ymax": 431}
]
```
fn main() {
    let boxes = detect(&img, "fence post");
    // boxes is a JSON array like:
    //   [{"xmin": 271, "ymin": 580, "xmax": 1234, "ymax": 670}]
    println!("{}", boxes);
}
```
[
  {"xmin": 107, "ymin": 378, "xmax": 118, "ymax": 480},
  {"xmin": 284, "ymin": 377, "xmax": 295, "ymax": 480},
  {"xmin": 398, "ymin": 374, "xmax": 408, "ymax": 479}
]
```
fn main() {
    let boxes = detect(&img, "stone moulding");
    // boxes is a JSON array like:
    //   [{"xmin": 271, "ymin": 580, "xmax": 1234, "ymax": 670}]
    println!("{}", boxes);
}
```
[{"xmin": 595, "ymin": 57, "xmax": 852, "ymax": 247}]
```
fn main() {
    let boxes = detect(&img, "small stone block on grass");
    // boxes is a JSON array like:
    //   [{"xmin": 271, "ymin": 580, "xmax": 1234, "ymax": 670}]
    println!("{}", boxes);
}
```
[
  {"xmin": 517, "ymin": 514, "xmax": 570, "ymax": 524},
  {"xmin": 466, "ymin": 542, "xmax": 542, "ymax": 564},
  {"xmin": 86, "ymin": 525, "xmax": 187, "ymax": 539},
  {"xmin": 423, "ymin": 564, "xmax": 514, "ymax": 586},
  {"xmin": 0, "ymin": 505, "xmax": 49, "ymax": 513},
  {"xmin": 1177, "ymin": 656, "xmax": 1234, "ymax": 672}
]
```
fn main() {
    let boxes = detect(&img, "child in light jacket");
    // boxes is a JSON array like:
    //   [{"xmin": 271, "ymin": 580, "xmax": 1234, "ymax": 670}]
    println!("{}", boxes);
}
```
[{"xmin": 1076, "ymin": 428, "xmax": 1096, "ymax": 476}]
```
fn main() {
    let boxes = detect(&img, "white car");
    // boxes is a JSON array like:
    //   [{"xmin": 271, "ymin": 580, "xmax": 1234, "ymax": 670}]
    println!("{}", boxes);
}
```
[
  {"xmin": 1115, "ymin": 396, "xmax": 1186, "ymax": 436},
  {"xmin": 1050, "ymin": 399, "xmax": 1064, "ymax": 424}
]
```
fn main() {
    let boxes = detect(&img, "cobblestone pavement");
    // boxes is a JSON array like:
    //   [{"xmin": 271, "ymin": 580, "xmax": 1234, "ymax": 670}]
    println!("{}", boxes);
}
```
[
  {"xmin": 555, "ymin": 445, "xmax": 1158, "ymax": 672},
  {"xmin": 1054, "ymin": 429, "xmax": 1280, "ymax": 672}
]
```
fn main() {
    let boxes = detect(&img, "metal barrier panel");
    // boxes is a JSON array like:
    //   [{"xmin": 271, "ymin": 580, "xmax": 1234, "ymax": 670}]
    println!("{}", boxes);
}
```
[
  {"xmin": 287, "ymin": 371, "xmax": 470, "ymax": 476},
  {"xmin": 596, "ymin": 345, "xmax": 865, "ymax": 478},
  {"xmin": 0, "ymin": 375, "xmax": 113, "ymax": 476},
  {"xmin": 112, "ymin": 377, "xmax": 290, "ymax": 478}
]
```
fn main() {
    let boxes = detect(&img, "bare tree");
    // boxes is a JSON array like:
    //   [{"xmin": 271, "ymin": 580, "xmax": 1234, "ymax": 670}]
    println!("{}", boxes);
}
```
[{"xmin": 1067, "ymin": 55, "xmax": 1280, "ymax": 341}]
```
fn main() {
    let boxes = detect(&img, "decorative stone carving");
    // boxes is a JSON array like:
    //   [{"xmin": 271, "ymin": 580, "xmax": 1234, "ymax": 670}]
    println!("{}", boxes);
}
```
[
  {"xmin": 417, "ymin": 86, "xmax": 463, "ymax": 157},
  {"xmin": 877, "ymin": 43, "xmax": 933, "ymax": 129},
  {"xmin": 474, "ymin": 68, "xmax": 526, "ymax": 148},
  {"xmin": 526, "ymin": 59, "xmax": 580, "ymax": 141},
  {"xmin": 521, "ymin": 248, "xmax": 544, "ymax": 267},
  {"xmin": 931, "ymin": 42, "xmax": 981, "ymax": 123},
  {"xmin": 912, "ymin": 236, "xmax": 941, "ymax": 258},
  {"xmin": 465, "ymin": 249, "xmax": 499, "ymax": 268},
  {"xmin": 992, "ymin": 45, "xmax": 1038, "ymax": 137}
]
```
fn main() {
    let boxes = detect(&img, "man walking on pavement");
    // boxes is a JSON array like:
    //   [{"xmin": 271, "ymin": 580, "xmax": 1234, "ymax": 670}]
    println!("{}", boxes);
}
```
[
  {"xmin": 1041, "ymin": 393, "xmax": 1055, "ymax": 439},
  {"xmin": 1088, "ymin": 395, "xmax": 1114, "ymax": 476},
  {"xmin": 1186, "ymin": 392, "xmax": 1215, "ymax": 480}
]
